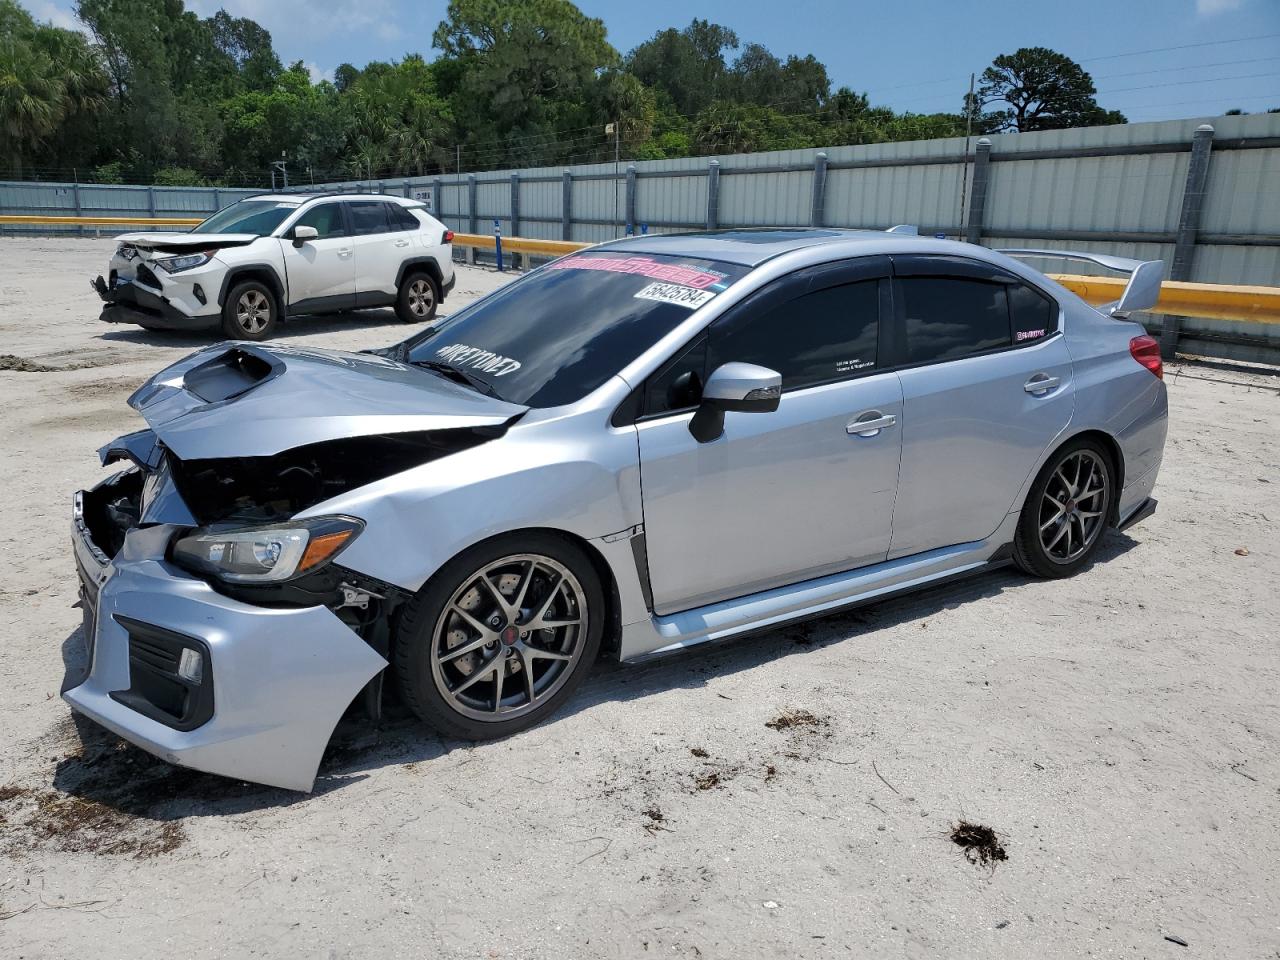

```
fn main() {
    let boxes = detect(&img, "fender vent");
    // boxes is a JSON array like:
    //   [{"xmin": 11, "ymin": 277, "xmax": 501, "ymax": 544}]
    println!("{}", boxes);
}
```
[{"xmin": 183, "ymin": 347, "xmax": 281, "ymax": 403}]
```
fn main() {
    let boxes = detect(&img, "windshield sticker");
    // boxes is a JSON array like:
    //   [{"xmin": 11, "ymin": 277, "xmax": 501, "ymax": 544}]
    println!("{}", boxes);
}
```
[
  {"xmin": 633, "ymin": 281, "xmax": 716, "ymax": 310},
  {"xmin": 549, "ymin": 255, "xmax": 728, "ymax": 290},
  {"xmin": 434, "ymin": 343, "xmax": 522, "ymax": 376},
  {"xmin": 1016, "ymin": 328, "xmax": 1046, "ymax": 341},
  {"xmin": 835, "ymin": 358, "xmax": 874, "ymax": 373}
]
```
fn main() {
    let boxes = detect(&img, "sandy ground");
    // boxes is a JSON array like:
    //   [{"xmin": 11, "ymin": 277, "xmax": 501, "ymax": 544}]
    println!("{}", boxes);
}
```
[{"xmin": 0, "ymin": 237, "xmax": 1278, "ymax": 959}]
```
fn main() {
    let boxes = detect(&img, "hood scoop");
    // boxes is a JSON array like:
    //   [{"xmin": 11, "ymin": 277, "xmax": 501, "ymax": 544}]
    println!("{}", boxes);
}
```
[{"xmin": 127, "ymin": 343, "xmax": 528, "ymax": 460}]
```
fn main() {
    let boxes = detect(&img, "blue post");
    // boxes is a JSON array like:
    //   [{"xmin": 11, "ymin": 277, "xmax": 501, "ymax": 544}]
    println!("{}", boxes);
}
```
[{"xmin": 494, "ymin": 219, "xmax": 504, "ymax": 272}]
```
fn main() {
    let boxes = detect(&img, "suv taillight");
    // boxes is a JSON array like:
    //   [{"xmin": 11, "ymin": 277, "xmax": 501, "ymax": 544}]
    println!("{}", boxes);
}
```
[
  {"xmin": 1129, "ymin": 335, "xmax": 1163, "ymax": 379},
  {"xmin": 443, "ymin": 230, "xmax": 454, "ymax": 244}
]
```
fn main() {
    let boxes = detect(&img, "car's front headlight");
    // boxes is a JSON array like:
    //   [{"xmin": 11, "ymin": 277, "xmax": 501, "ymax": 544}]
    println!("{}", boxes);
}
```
[
  {"xmin": 171, "ymin": 517, "xmax": 363, "ymax": 583},
  {"xmin": 154, "ymin": 251, "xmax": 214, "ymax": 273}
]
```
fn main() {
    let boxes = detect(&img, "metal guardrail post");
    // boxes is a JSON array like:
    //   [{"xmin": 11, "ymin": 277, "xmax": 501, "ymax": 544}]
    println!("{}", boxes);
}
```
[
  {"xmin": 72, "ymin": 181, "xmax": 83, "ymax": 237},
  {"xmin": 147, "ymin": 186, "xmax": 157, "ymax": 219},
  {"xmin": 432, "ymin": 178, "xmax": 443, "ymax": 224},
  {"xmin": 1161, "ymin": 123, "xmax": 1216, "ymax": 359},
  {"xmin": 810, "ymin": 152, "xmax": 828, "ymax": 227},
  {"xmin": 965, "ymin": 138, "xmax": 992, "ymax": 244},
  {"xmin": 561, "ymin": 171, "xmax": 573, "ymax": 241},
  {"xmin": 510, "ymin": 172, "xmax": 521, "ymax": 237},
  {"xmin": 212, "ymin": 187, "xmax": 222, "ymax": 212},
  {"xmin": 403, "ymin": 179, "xmax": 411, "ymax": 198},
  {"xmin": 707, "ymin": 159, "xmax": 720, "ymax": 230},
  {"xmin": 467, "ymin": 174, "xmax": 478, "ymax": 234},
  {"xmin": 625, "ymin": 165, "xmax": 637, "ymax": 235}
]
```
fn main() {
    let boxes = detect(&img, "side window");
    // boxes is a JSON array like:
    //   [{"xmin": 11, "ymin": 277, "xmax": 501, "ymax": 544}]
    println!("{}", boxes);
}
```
[
  {"xmin": 1009, "ymin": 282, "xmax": 1057, "ymax": 344},
  {"xmin": 643, "ymin": 338, "xmax": 708, "ymax": 417},
  {"xmin": 388, "ymin": 204, "xmax": 421, "ymax": 231},
  {"xmin": 709, "ymin": 280, "xmax": 879, "ymax": 391},
  {"xmin": 292, "ymin": 203, "xmax": 346, "ymax": 239},
  {"xmin": 899, "ymin": 277, "xmax": 1010, "ymax": 364},
  {"xmin": 347, "ymin": 201, "xmax": 390, "ymax": 236}
]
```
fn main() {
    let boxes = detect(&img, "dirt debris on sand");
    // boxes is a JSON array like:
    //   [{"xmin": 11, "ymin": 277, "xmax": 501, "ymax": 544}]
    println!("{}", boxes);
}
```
[
  {"xmin": 0, "ymin": 783, "xmax": 185, "ymax": 859},
  {"xmin": 950, "ymin": 821, "xmax": 1008, "ymax": 868},
  {"xmin": 765, "ymin": 709, "xmax": 828, "ymax": 731}
]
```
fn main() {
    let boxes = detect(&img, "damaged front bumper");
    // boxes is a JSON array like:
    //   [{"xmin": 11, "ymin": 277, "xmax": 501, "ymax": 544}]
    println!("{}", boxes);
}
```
[
  {"xmin": 65, "ymin": 472, "xmax": 386, "ymax": 792},
  {"xmin": 93, "ymin": 272, "xmax": 220, "ymax": 331}
]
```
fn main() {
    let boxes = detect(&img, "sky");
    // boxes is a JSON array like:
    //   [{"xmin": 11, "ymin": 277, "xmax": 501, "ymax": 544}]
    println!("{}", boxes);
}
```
[{"xmin": 28, "ymin": 0, "xmax": 1280, "ymax": 122}]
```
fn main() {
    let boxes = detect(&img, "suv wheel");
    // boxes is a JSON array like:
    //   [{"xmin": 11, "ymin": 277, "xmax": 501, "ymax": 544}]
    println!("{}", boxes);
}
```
[
  {"xmin": 222, "ymin": 280, "xmax": 278, "ymax": 340},
  {"xmin": 394, "ymin": 533, "xmax": 604, "ymax": 740},
  {"xmin": 1013, "ymin": 438, "xmax": 1116, "ymax": 578},
  {"xmin": 396, "ymin": 272, "xmax": 439, "ymax": 324}
]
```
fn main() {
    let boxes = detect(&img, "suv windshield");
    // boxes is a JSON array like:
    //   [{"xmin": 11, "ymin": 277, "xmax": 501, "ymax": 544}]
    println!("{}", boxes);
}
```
[
  {"xmin": 192, "ymin": 199, "xmax": 300, "ymax": 236},
  {"xmin": 405, "ymin": 251, "xmax": 748, "ymax": 407}
]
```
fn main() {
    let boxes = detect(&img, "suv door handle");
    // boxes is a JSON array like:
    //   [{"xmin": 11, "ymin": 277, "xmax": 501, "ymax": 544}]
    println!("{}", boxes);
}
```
[
  {"xmin": 847, "ymin": 411, "xmax": 897, "ymax": 437},
  {"xmin": 1024, "ymin": 373, "xmax": 1061, "ymax": 395},
  {"xmin": 394, "ymin": 239, "xmax": 411, "ymax": 247},
  {"xmin": 337, "ymin": 248, "xmax": 353, "ymax": 259}
]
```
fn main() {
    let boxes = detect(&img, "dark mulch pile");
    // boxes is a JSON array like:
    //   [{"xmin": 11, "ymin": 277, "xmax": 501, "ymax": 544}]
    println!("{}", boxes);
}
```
[{"xmin": 950, "ymin": 820, "xmax": 1007, "ymax": 867}]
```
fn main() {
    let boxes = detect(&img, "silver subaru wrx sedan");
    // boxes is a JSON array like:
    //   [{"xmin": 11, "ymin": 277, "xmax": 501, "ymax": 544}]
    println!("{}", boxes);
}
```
[{"xmin": 67, "ymin": 229, "xmax": 1168, "ymax": 791}]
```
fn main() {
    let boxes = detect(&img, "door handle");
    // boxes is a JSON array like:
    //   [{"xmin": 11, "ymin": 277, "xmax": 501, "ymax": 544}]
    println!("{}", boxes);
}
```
[
  {"xmin": 1024, "ymin": 373, "xmax": 1061, "ymax": 395},
  {"xmin": 337, "ymin": 248, "xmax": 353, "ymax": 259},
  {"xmin": 847, "ymin": 411, "xmax": 897, "ymax": 437},
  {"xmin": 394, "ymin": 239, "xmax": 410, "ymax": 247}
]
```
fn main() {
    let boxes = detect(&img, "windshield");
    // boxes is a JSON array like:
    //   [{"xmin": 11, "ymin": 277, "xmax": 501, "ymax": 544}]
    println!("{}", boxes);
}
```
[
  {"xmin": 405, "ymin": 251, "xmax": 749, "ymax": 407},
  {"xmin": 192, "ymin": 199, "xmax": 299, "ymax": 236}
]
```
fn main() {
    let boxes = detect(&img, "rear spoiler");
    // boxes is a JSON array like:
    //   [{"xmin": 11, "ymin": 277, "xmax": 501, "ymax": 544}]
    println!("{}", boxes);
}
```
[{"xmin": 998, "ymin": 248, "xmax": 1165, "ymax": 319}]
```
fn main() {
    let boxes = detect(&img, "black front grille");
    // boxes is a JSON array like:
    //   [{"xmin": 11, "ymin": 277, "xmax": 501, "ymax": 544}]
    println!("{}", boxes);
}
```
[
  {"xmin": 136, "ymin": 263, "xmax": 161, "ymax": 289},
  {"xmin": 110, "ymin": 616, "xmax": 214, "ymax": 731}
]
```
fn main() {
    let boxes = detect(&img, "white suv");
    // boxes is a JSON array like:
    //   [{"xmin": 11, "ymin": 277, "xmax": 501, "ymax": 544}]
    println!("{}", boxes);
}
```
[{"xmin": 93, "ymin": 193, "xmax": 456, "ymax": 340}]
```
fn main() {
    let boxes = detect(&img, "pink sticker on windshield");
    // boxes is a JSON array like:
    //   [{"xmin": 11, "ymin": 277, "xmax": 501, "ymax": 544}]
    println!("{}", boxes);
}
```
[{"xmin": 548, "ymin": 255, "xmax": 724, "ymax": 289}]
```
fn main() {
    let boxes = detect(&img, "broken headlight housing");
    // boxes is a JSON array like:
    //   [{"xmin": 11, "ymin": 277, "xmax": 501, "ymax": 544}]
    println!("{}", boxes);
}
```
[
  {"xmin": 171, "ymin": 516, "xmax": 363, "ymax": 583},
  {"xmin": 154, "ymin": 251, "xmax": 214, "ymax": 273}
]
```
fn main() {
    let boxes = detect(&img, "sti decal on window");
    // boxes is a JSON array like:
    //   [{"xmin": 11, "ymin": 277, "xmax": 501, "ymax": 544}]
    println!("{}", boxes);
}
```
[
  {"xmin": 548, "ymin": 255, "xmax": 729, "ymax": 290},
  {"xmin": 634, "ymin": 282, "xmax": 716, "ymax": 309},
  {"xmin": 435, "ymin": 343, "xmax": 522, "ymax": 376}
]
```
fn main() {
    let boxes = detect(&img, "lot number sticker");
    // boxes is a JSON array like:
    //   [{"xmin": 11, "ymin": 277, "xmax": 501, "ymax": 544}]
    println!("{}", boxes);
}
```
[{"xmin": 633, "ymin": 282, "xmax": 716, "ymax": 309}]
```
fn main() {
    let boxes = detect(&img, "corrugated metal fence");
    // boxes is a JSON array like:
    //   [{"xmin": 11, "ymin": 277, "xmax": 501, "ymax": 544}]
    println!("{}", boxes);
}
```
[{"xmin": 3, "ymin": 113, "xmax": 1278, "ymax": 361}]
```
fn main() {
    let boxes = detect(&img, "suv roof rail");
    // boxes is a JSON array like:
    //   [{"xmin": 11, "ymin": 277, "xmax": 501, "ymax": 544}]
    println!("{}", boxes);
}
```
[{"xmin": 997, "ymin": 248, "xmax": 1165, "ymax": 319}]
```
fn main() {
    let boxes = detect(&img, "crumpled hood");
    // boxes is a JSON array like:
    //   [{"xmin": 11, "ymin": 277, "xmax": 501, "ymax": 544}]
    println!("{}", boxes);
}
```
[
  {"xmin": 128, "ymin": 343, "xmax": 528, "ymax": 460},
  {"xmin": 115, "ymin": 231, "xmax": 260, "ymax": 250}
]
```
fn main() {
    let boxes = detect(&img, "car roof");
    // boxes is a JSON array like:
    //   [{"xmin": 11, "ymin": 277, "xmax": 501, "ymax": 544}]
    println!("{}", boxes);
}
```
[
  {"xmin": 597, "ymin": 228, "xmax": 931, "ymax": 267},
  {"xmin": 243, "ymin": 193, "xmax": 417, "ymax": 205}
]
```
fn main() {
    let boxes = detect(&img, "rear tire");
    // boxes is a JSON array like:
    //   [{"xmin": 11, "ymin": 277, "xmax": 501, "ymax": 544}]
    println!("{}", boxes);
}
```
[
  {"xmin": 1013, "ymin": 437, "xmax": 1116, "ymax": 578},
  {"xmin": 395, "ymin": 271, "xmax": 439, "ymax": 324},
  {"xmin": 394, "ymin": 532, "xmax": 604, "ymax": 741},
  {"xmin": 221, "ymin": 280, "xmax": 278, "ymax": 340}
]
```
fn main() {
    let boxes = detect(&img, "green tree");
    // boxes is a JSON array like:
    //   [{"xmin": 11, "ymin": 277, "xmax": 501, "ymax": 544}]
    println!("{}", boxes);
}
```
[
  {"xmin": 626, "ymin": 19, "xmax": 737, "ymax": 116},
  {"xmin": 0, "ymin": 0, "xmax": 107, "ymax": 176},
  {"xmin": 969, "ymin": 47, "xmax": 1126, "ymax": 133}
]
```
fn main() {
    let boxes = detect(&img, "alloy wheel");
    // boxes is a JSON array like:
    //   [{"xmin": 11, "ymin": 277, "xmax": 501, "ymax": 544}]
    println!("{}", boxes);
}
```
[
  {"xmin": 429, "ymin": 554, "xmax": 588, "ymax": 722},
  {"xmin": 236, "ymin": 289, "xmax": 270, "ymax": 334},
  {"xmin": 1038, "ymin": 449, "xmax": 1109, "ymax": 564},
  {"xmin": 407, "ymin": 278, "xmax": 435, "ymax": 317}
]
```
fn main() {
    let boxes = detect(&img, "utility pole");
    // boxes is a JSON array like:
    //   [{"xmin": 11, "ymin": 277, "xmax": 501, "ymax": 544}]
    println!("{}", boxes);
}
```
[
  {"xmin": 270, "ymin": 153, "xmax": 288, "ymax": 191},
  {"xmin": 959, "ymin": 73, "xmax": 975, "ymax": 240},
  {"xmin": 607, "ymin": 121, "xmax": 620, "ymax": 237},
  {"xmin": 456, "ymin": 145, "xmax": 461, "ymax": 174}
]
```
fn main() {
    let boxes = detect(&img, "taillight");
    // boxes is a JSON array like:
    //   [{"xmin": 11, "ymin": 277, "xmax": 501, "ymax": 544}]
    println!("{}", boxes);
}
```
[
  {"xmin": 1129, "ymin": 334, "xmax": 1163, "ymax": 379},
  {"xmin": 443, "ymin": 230, "xmax": 454, "ymax": 244}
]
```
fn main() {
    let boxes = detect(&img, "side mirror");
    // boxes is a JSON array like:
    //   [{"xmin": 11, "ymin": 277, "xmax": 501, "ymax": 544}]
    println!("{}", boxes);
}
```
[
  {"xmin": 689, "ymin": 362, "xmax": 781, "ymax": 443},
  {"xmin": 292, "ymin": 225, "xmax": 319, "ymax": 247}
]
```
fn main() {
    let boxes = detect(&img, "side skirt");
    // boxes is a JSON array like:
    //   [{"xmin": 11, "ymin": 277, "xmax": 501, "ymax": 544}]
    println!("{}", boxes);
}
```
[{"xmin": 619, "ymin": 520, "xmax": 1019, "ymax": 664}]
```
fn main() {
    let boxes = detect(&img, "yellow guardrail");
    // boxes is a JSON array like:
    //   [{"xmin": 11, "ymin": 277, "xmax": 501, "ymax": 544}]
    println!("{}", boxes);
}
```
[
  {"xmin": 1049, "ymin": 273, "xmax": 1280, "ymax": 325},
  {"xmin": 5, "ymin": 215, "xmax": 1277, "ymax": 325},
  {"xmin": 0, "ymin": 214, "xmax": 204, "ymax": 227}
]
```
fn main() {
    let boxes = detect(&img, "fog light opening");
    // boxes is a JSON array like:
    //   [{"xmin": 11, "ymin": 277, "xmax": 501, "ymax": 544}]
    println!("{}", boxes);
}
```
[{"xmin": 193, "ymin": 283, "xmax": 207, "ymax": 305}]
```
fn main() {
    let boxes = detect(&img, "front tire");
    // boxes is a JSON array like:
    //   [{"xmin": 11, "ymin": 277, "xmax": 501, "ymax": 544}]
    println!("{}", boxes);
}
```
[
  {"xmin": 395, "ymin": 271, "xmax": 439, "ymax": 324},
  {"xmin": 221, "ymin": 280, "xmax": 278, "ymax": 340},
  {"xmin": 1013, "ymin": 438, "xmax": 1116, "ymax": 578},
  {"xmin": 394, "ymin": 533, "xmax": 604, "ymax": 741}
]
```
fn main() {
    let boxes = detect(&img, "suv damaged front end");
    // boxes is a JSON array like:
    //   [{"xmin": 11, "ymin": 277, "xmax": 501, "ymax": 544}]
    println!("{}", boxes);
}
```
[{"xmin": 66, "ymin": 343, "xmax": 527, "ymax": 791}]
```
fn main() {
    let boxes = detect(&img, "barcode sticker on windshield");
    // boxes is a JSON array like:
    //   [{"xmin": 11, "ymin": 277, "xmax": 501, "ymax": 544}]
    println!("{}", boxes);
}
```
[{"xmin": 633, "ymin": 282, "xmax": 716, "ymax": 310}]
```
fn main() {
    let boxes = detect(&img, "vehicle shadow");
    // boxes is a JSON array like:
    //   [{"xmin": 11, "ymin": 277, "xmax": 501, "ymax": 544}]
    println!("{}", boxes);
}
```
[
  {"xmin": 94, "ymin": 308, "xmax": 425, "ymax": 348},
  {"xmin": 46, "ymin": 531, "xmax": 1139, "ymax": 820}
]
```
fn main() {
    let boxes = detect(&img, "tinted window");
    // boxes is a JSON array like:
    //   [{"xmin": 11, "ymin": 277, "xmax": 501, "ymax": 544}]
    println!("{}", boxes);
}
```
[
  {"xmin": 900, "ymin": 278, "xmax": 1010, "ymax": 364},
  {"xmin": 710, "ymin": 280, "xmax": 879, "ymax": 390},
  {"xmin": 293, "ymin": 203, "xmax": 346, "ymax": 238},
  {"xmin": 347, "ymin": 201, "xmax": 390, "ymax": 235},
  {"xmin": 193, "ymin": 200, "xmax": 297, "ymax": 236},
  {"xmin": 1010, "ymin": 282, "xmax": 1056, "ymax": 344},
  {"xmin": 643, "ymin": 337, "xmax": 707, "ymax": 416},
  {"xmin": 389, "ymin": 204, "xmax": 420, "ymax": 231},
  {"xmin": 404, "ymin": 252, "xmax": 748, "ymax": 407}
]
